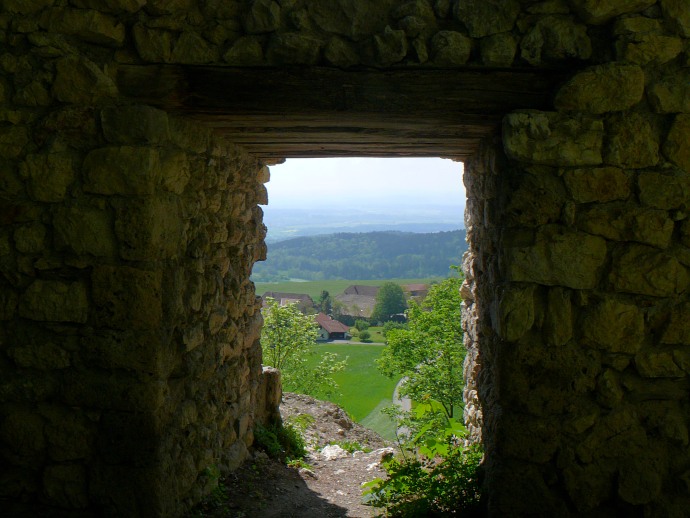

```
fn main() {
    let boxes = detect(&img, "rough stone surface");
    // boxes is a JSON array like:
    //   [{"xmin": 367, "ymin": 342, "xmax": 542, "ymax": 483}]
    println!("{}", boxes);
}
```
[
  {"xmin": 454, "ymin": 0, "xmax": 520, "ymax": 38},
  {"xmin": 562, "ymin": 166, "xmax": 630, "ymax": 203},
  {"xmin": 648, "ymin": 70, "xmax": 690, "ymax": 113},
  {"xmin": 503, "ymin": 111, "xmax": 604, "ymax": 166},
  {"xmin": 663, "ymin": 114, "xmax": 690, "ymax": 172},
  {"xmin": 569, "ymin": 0, "xmax": 657, "ymax": 24},
  {"xmin": 480, "ymin": 33, "xmax": 517, "ymax": 66},
  {"xmin": 503, "ymin": 225, "xmax": 607, "ymax": 289},
  {"xmin": 18, "ymin": 280, "xmax": 89, "ymax": 323},
  {"xmin": 638, "ymin": 169, "xmax": 690, "ymax": 210},
  {"xmin": 555, "ymin": 63, "xmax": 645, "ymax": 114},
  {"xmin": 21, "ymin": 153, "xmax": 75, "ymax": 202},
  {"xmin": 610, "ymin": 244, "xmax": 689, "ymax": 297},
  {"xmin": 52, "ymin": 56, "xmax": 118, "ymax": 104},
  {"xmin": 520, "ymin": 15, "xmax": 591, "ymax": 65},
  {"xmin": 660, "ymin": 0, "xmax": 690, "ymax": 37},
  {"xmin": 604, "ymin": 112, "xmax": 659, "ymax": 168},
  {"xmin": 430, "ymin": 31, "xmax": 471, "ymax": 66},
  {"xmin": 582, "ymin": 298, "xmax": 644, "ymax": 353}
]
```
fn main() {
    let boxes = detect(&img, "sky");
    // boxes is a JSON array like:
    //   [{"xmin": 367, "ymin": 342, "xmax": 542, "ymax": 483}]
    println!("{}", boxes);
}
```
[{"xmin": 265, "ymin": 157, "xmax": 466, "ymax": 210}]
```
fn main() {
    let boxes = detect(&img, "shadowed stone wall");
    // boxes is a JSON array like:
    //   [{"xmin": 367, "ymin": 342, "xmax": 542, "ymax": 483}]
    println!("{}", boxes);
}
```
[{"xmin": 1, "ymin": 0, "xmax": 689, "ymax": 516}]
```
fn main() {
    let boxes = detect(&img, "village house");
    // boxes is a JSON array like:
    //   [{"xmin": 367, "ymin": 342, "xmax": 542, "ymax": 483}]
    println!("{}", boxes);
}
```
[{"xmin": 315, "ymin": 313, "xmax": 351, "ymax": 341}]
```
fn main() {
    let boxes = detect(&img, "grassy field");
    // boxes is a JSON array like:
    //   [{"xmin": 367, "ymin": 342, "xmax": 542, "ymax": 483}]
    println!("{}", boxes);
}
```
[
  {"xmin": 303, "ymin": 344, "xmax": 399, "ymax": 440},
  {"xmin": 351, "ymin": 325, "xmax": 385, "ymax": 343},
  {"xmin": 254, "ymin": 277, "xmax": 444, "ymax": 300}
]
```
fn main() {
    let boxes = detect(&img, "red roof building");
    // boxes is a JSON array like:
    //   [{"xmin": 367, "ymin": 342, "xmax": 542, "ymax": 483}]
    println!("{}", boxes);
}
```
[{"xmin": 315, "ymin": 313, "xmax": 351, "ymax": 341}]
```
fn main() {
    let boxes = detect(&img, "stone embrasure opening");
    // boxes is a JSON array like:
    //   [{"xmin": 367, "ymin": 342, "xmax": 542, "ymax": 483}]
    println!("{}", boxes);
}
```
[{"xmin": 1, "ymin": 0, "xmax": 689, "ymax": 516}]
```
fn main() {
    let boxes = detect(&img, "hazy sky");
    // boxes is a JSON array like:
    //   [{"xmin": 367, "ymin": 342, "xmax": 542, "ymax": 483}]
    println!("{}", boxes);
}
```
[{"xmin": 265, "ymin": 157, "xmax": 466, "ymax": 209}]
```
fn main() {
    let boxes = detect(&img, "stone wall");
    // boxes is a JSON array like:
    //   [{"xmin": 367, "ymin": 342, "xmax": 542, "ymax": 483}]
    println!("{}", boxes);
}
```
[
  {"xmin": 463, "ymin": 65, "xmax": 690, "ymax": 518},
  {"xmin": 0, "ymin": 95, "xmax": 269, "ymax": 515},
  {"xmin": 1, "ymin": 0, "xmax": 689, "ymax": 516}
]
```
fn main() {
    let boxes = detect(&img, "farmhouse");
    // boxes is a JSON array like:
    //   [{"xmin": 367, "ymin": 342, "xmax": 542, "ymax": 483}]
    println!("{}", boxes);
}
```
[
  {"xmin": 261, "ymin": 292, "xmax": 314, "ymax": 313},
  {"xmin": 315, "ymin": 313, "xmax": 351, "ymax": 341}
]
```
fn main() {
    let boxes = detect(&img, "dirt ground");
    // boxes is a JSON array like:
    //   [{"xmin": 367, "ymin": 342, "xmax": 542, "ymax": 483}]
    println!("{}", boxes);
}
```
[{"xmin": 187, "ymin": 393, "xmax": 394, "ymax": 518}]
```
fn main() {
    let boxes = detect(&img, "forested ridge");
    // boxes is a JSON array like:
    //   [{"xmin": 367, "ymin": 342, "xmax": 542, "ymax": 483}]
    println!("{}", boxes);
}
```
[{"xmin": 252, "ymin": 230, "xmax": 467, "ymax": 281}]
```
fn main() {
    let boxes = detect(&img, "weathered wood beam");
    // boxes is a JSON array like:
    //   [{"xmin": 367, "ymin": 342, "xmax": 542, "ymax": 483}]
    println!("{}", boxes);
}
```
[{"xmin": 117, "ymin": 65, "xmax": 565, "ymax": 160}]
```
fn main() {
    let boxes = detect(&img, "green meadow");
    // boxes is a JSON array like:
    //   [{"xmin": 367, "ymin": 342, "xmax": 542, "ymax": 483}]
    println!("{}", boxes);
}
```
[{"xmin": 304, "ymin": 343, "xmax": 399, "ymax": 440}]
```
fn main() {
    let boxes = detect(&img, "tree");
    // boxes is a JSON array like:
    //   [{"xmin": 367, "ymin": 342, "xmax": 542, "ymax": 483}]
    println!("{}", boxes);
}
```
[
  {"xmin": 317, "ymin": 290, "xmax": 332, "ymax": 314},
  {"xmin": 376, "ymin": 275, "xmax": 464, "ymax": 419},
  {"xmin": 371, "ymin": 282, "xmax": 407, "ymax": 323},
  {"xmin": 261, "ymin": 298, "xmax": 346, "ymax": 397},
  {"xmin": 354, "ymin": 319, "xmax": 369, "ymax": 332}
]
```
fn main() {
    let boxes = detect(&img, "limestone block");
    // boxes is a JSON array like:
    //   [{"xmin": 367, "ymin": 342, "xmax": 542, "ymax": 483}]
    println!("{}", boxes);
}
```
[
  {"xmin": 604, "ymin": 112, "xmax": 659, "ymax": 168},
  {"xmin": 368, "ymin": 27, "xmax": 408, "ymax": 67},
  {"xmin": 635, "ymin": 350, "xmax": 685, "ymax": 377},
  {"xmin": 0, "ymin": 289, "xmax": 17, "ymax": 320},
  {"xmin": 503, "ymin": 111, "xmax": 603, "ymax": 166},
  {"xmin": 394, "ymin": 2, "xmax": 437, "ymax": 38},
  {"xmin": 613, "ymin": 15, "xmax": 662, "ymax": 35},
  {"xmin": 453, "ymin": 0, "xmax": 520, "ymax": 37},
  {"xmin": 569, "ymin": 0, "xmax": 656, "ymax": 24},
  {"xmin": 307, "ymin": 0, "xmax": 395, "ymax": 42},
  {"xmin": 324, "ymin": 36, "xmax": 359, "ymax": 68},
  {"xmin": 660, "ymin": 0, "xmax": 690, "ymax": 37},
  {"xmin": 681, "ymin": 220, "xmax": 690, "ymax": 248},
  {"xmin": 183, "ymin": 324, "xmax": 205, "ymax": 352},
  {"xmin": 13, "ymin": 80, "xmax": 51, "ymax": 107},
  {"xmin": 0, "ymin": 125, "xmax": 29, "ymax": 158},
  {"xmin": 544, "ymin": 287, "xmax": 572, "ymax": 346},
  {"xmin": 503, "ymin": 225, "xmax": 607, "ymax": 289},
  {"xmin": 267, "ymin": 32, "xmax": 323, "ymax": 65},
  {"xmin": 92, "ymin": 265, "xmax": 162, "ymax": 330},
  {"xmin": 41, "ymin": 8, "xmax": 125, "ymax": 47},
  {"xmin": 13, "ymin": 223, "xmax": 46, "ymax": 254},
  {"xmin": 638, "ymin": 169, "xmax": 690, "ymax": 210},
  {"xmin": 223, "ymin": 36, "xmax": 264, "ymax": 65},
  {"xmin": 430, "ymin": 31, "xmax": 471, "ymax": 66},
  {"xmin": 577, "ymin": 204, "xmax": 674, "ymax": 248},
  {"xmin": 563, "ymin": 460, "xmax": 616, "ymax": 512},
  {"xmin": 609, "ymin": 244, "xmax": 689, "ymax": 297},
  {"xmin": 616, "ymin": 34, "xmax": 683, "ymax": 65},
  {"xmin": 69, "ymin": 0, "xmax": 145, "ymax": 13},
  {"xmin": 2, "ymin": 0, "xmax": 53, "ymax": 14},
  {"xmin": 244, "ymin": 0, "xmax": 280, "ymax": 34},
  {"xmin": 480, "ymin": 33, "xmax": 517, "ymax": 66},
  {"xmin": 43, "ymin": 465, "xmax": 88, "ymax": 508},
  {"xmin": 492, "ymin": 284, "xmax": 535, "ymax": 341},
  {"xmin": 618, "ymin": 456, "xmax": 663, "ymax": 504},
  {"xmin": 661, "ymin": 302, "xmax": 690, "ymax": 344},
  {"xmin": 133, "ymin": 25, "xmax": 173, "ymax": 62},
  {"xmin": 597, "ymin": 369, "xmax": 624, "ymax": 408},
  {"xmin": 52, "ymin": 56, "xmax": 118, "ymax": 104},
  {"xmin": 7, "ymin": 341, "xmax": 70, "ymax": 370},
  {"xmin": 145, "ymin": 0, "xmax": 194, "ymax": 14},
  {"xmin": 160, "ymin": 150, "xmax": 190, "ymax": 195},
  {"xmin": 113, "ymin": 197, "xmax": 183, "ymax": 261},
  {"xmin": 82, "ymin": 330, "xmax": 175, "ymax": 377},
  {"xmin": 18, "ymin": 280, "xmax": 88, "ymax": 323},
  {"xmin": 21, "ymin": 153, "xmax": 74, "ymax": 202},
  {"xmin": 41, "ymin": 406, "xmax": 94, "ymax": 461},
  {"xmin": 257, "ymin": 165, "xmax": 270, "ymax": 184},
  {"xmin": 83, "ymin": 146, "xmax": 160, "ymax": 196},
  {"xmin": 504, "ymin": 168, "xmax": 565, "ymax": 226},
  {"xmin": 582, "ymin": 298, "xmax": 644, "ymax": 353},
  {"xmin": 171, "ymin": 32, "xmax": 220, "ymax": 64},
  {"xmin": 663, "ymin": 114, "xmax": 690, "ymax": 172},
  {"xmin": 563, "ymin": 166, "xmax": 630, "ymax": 203},
  {"xmin": 576, "ymin": 406, "xmax": 648, "ymax": 464},
  {"xmin": 0, "ymin": 408, "xmax": 45, "ymax": 462},
  {"xmin": 555, "ymin": 63, "xmax": 645, "ymax": 114},
  {"xmin": 101, "ymin": 105, "xmax": 170, "ymax": 145},
  {"xmin": 648, "ymin": 70, "xmax": 690, "ymax": 113},
  {"xmin": 54, "ymin": 206, "xmax": 117, "ymax": 257},
  {"xmin": 520, "ymin": 15, "xmax": 591, "ymax": 65}
]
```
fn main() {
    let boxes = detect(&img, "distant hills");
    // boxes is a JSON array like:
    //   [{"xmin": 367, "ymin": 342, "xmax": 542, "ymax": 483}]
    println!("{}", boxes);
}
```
[{"xmin": 251, "ymin": 230, "xmax": 468, "ymax": 282}]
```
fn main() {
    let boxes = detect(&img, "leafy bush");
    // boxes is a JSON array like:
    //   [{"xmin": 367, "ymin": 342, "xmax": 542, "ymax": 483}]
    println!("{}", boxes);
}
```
[
  {"xmin": 355, "ymin": 319, "xmax": 370, "ymax": 331},
  {"xmin": 382, "ymin": 321, "xmax": 407, "ymax": 338},
  {"xmin": 358, "ymin": 330, "xmax": 371, "ymax": 341},
  {"xmin": 363, "ymin": 402, "xmax": 484, "ymax": 516},
  {"xmin": 254, "ymin": 421, "xmax": 307, "ymax": 462}
]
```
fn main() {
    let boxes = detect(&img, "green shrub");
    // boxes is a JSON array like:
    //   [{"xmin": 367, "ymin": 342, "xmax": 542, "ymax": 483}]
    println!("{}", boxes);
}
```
[
  {"xmin": 358, "ymin": 330, "xmax": 371, "ymax": 341},
  {"xmin": 355, "ymin": 319, "xmax": 370, "ymax": 331},
  {"xmin": 363, "ymin": 401, "xmax": 484, "ymax": 516},
  {"xmin": 254, "ymin": 421, "xmax": 307, "ymax": 462}
]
